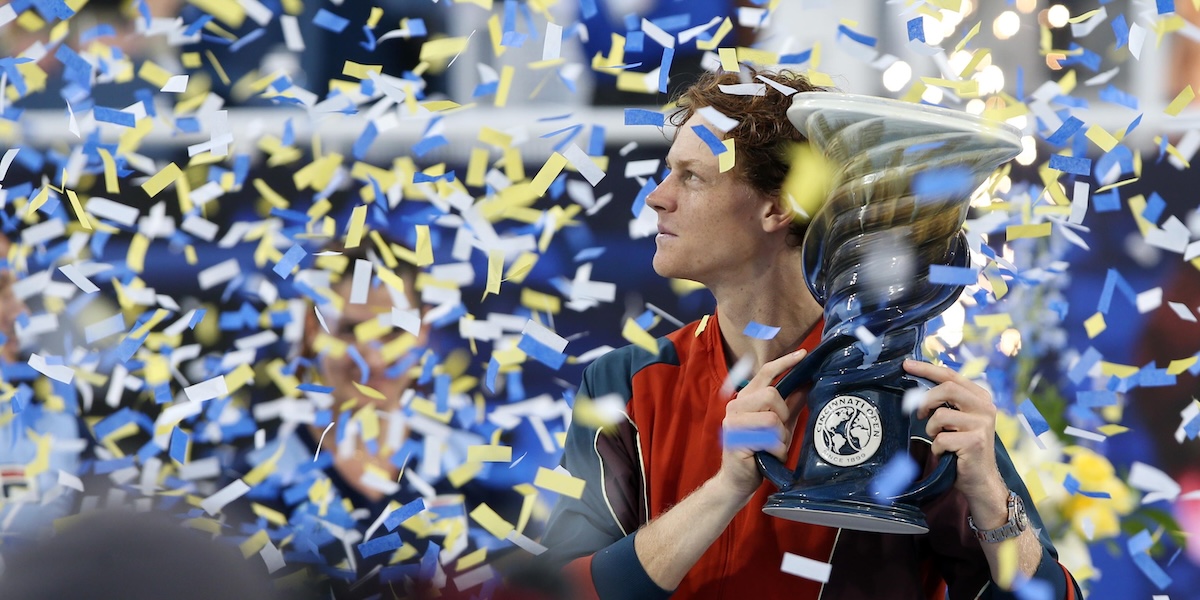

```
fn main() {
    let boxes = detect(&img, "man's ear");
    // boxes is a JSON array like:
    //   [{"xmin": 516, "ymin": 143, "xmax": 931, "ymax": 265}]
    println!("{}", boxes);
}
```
[{"xmin": 761, "ymin": 192, "xmax": 795, "ymax": 234}]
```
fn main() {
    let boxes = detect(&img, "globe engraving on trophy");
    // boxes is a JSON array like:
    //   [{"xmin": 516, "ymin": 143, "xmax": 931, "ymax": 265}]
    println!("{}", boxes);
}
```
[{"xmin": 754, "ymin": 93, "xmax": 1023, "ymax": 534}]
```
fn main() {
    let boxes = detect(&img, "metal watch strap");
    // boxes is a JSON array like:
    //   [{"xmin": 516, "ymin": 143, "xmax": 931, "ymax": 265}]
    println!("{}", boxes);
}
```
[{"xmin": 968, "ymin": 490, "xmax": 1027, "ymax": 544}]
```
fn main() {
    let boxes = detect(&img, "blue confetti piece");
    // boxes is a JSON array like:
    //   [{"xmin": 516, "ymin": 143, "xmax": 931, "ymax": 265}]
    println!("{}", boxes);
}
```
[
  {"xmin": 1069, "ymin": 347, "xmax": 1102, "ymax": 384},
  {"xmin": 1048, "ymin": 154, "xmax": 1091, "ymax": 176},
  {"xmin": 412, "ymin": 135, "xmax": 448, "ymax": 157},
  {"xmin": 10, "ymin": 385, "xmax": 31, "ymax": 413},
  {"xmin": 407, "ymin": 18, "xmax": 427, "ymax": 37},
  {"xmin": 229, "ymin": 27, "xmax": 265, "ymax": 53},
  {"xmin": 1018, "ymin": 400, "xmax": 1050, "ymax": 437},
  {"xmin": 1061, "ymin": 43, "xmax": 1102, "ymax": 72},
  {"xmin": 1137, "ymin": 367, "xmax": 1175, "ymax": 387},
  {"xmin": 1077, "ymin": 390, "xmax": 1118, "ymax": 408},
  {"xmin": 1098, "ymin": 269, "xmax": 1136, "ymax": 314},
  {"xmin": 906, "ymin": 17, "xmax": 925, "ymax": 42},
  {"xmin": 911, "ymin": 166, "xmax": 974, "ymax": 200},
  {"xmin": 624, "ymin": 108, "xmax": 664, "ymax": 127},
  {"xmin": 588, "ymin": 124, "xmax": 606, "ymax": 156},
  {"xmin": 659, "ymin": 47, "xmax": 674, "ymax": 94},
  {"xmin": 1142, "ymin": 191, "xmax": 1166, "ymax": 223},
  {"xmin": 346, "ymin": 345, "xmax": 370, "ymax": 385},
  {"xmin": 869, "ymin": 454, "xmax": 918, "ymax": 500},
  {"xmin": 691, "ymin": 124, "xmax": 726, "ymax": 156},
  {"xmin": 1013, "ymin": 578, "xmax": 1053, "ymax": 600},
  {"xmin": 94, "ymin": 407, "xmax": 137, "ymax": 440},
  {"xmin": 313, "ymin": 8, "xmax": 349, "ymax": 33},
  {"xmin": 779, "ymin": 49, "xmax": 812, "ymax": 64},
  {"xmin": 353, "ymin": 122, "xmax": 378, "ymax": 161},
  {"xmin": 1112, "ymin": 14, "xmax": 1130, "ymax": 48},
  {"xmin": 836, "ymin": 24, "xmax": 877, "ymax": 47},
  {"xmin": 625, "ymin": 30, "xmax": 644, "ymax": 53},
  {"xmin": 928, "ymin": 265, "xmax": 979, "ymax": 286},
  {"xmin": 574, "ymin": 247, "xmax": 606, "ymax": 262},
  {"xmin": 93, "ymin": 106, "xmax": 135, "ymax": 127},
  {"xmin": 743, "ymin": 321, "xmax": 780, "ymax": 340},
  {"xmin": 722, "ymin": 426, "xmax": 779, "ymax": 450},
  {"xmin": 1158, "ymin": 0, "xmax": 1175, "ymax": 14},
  {"xmin": 1064, "ymin": 473, "xmax": 1111, "ymax": 498},
  {"xmin": 631, "ymin": 177, "xmax": 657, "ymax": 217},
  {"xmin": 169, "ymin": 426, "xmax": 188, "ymax": 463},
  {"xmin": 273, "ymin": 244, "xmax": 306, "ymax": 279},
  {"xmin": 1128, "ymin": 530, "xmax": 1173, "ymax": 589},
  {"xmin": 1185, "ymin": 412, "xmax": 1200, "ymax": 440},
  {"xmin": 434, "ymin": 373, "xmax": 450, "ymax": 413},
  {"xmin": 384, "ymin": 498, "xmax": 426, "ymax": 531},
  {"xmin": 1092, "ymin": 189, "xmax": 1120, "ymax": 212},
  {"xmin": 1099, "ymin": 84, "xmax": 1139, "ymax": 110},
  {"xmin": 360, "ymin": 24, "xmax": 377, "ymax": 52},
  {"xmin": 517, "ymin": 333, "xmax": 567, "ymax": 370},
  {"xmin": 1045, "ymin": 116, "xmax": 1083, "ymax": 145},
  {"xmin": 357, "ymin": 533, "xmax": 403, "ymax": 558}
]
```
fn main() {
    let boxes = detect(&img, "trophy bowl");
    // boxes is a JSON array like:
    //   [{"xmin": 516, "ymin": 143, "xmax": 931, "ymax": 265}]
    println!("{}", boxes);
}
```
[{"xmin": 754, "ymin": 93, "xmax": 1022, "ymax": 534}]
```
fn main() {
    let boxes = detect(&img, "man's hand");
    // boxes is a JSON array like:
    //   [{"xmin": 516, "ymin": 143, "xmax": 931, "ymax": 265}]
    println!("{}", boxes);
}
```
[
  {"xmin": 718, "ymin": 349, "xmax": 808, "ymax": 501},
  {"xmin": 904, "ymin": 359, "xmax": 1009, "ymax": 525}
]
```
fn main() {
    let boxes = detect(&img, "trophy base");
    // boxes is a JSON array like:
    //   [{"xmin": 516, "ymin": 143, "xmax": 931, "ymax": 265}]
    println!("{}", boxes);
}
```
[{"xmin": 762, "ymin": 496, "xmax": 929, "ymax": 534}]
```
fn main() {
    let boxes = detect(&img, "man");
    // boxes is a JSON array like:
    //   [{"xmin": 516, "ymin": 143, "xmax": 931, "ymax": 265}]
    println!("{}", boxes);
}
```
[{"xmin": 539, "ymin": 68, "xmax": 1082, "ymax": 599}]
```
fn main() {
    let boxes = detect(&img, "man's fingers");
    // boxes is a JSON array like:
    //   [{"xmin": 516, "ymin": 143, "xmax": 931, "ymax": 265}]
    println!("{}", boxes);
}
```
[
  {"xmin": 729, "ymin": 388, "xmax": 788, "ymax": 422},
  {"xmin": 747, "ymin": 348, "xmax": 809, "ymax": 390}
]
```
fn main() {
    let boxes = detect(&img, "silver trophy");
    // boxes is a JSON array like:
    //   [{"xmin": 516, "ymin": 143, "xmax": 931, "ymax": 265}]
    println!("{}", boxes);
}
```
[{"xmin": 756, "ymin": 93, "xmax": 1023, "ymax": 534}]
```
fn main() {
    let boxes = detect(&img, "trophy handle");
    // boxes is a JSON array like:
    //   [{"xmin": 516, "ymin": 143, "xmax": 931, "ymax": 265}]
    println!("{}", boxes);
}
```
[
  {"xmin": 893, "ymin": 452, "xmax": 957, "ymax": 504},
  {"xmin": 753, "ymin": 335, "xmax": 853, "ymax": 489}
]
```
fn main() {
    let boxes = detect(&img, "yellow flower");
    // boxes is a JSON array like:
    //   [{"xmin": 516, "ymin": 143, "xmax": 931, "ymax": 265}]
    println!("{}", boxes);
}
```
[{"xmin": 1060, "ymin": 446, "xmax": 1139, "ymax": 540}]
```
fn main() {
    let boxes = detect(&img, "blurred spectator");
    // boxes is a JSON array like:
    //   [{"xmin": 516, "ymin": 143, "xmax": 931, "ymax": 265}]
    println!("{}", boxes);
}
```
[
  {"xmin": 0, "ymin": 231, "xmax": 85, "ymax": 542},
  {"xmin": 0, "ymin": 509, "xmax": 290, "ymax": 600}
]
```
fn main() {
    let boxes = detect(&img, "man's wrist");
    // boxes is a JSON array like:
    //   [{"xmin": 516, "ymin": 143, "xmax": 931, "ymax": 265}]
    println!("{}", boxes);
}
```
[
  {"xmin": 710, "ymin": 470, "xmax": 755, "ymax": 511},
  {"xmin": 966, "ymin": 477, "xmax": 1012, "ymax": 530}
]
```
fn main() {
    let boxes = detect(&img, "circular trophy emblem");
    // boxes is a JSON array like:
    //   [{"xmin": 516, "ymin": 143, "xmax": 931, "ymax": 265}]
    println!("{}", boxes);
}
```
[{"xmin": 813, "ymin": 395, "xmax": 884, "ymax": 467}]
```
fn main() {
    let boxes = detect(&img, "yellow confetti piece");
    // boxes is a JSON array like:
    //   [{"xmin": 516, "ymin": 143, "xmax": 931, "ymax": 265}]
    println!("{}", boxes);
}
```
[
  {"xmin": 504, "ymin": 252, "xmax": 538, "ymax": 284},
  {"xmin": 533, "ymin": 467, "xmax": 586, "ymax": 499},
  {"xmin": 521, "ymin": 288, "xmax": 561, "ymax": 314},
  {"xmin": 1099, "ymin": 361, "xmax": 1139, "ymax": 378},
  {"xmin": 1006, "ymin": 223, "xmax": 1051, "ymax": 239},
  {"xmin": 448, "ymin": 461, "xmax": 482, "ymax": 487},
  {"xmin": 1166, "ymin": 85, "xmax": 1195, "ymax": 116},
  {"xmin": 973, "ymin": 313, "xmax": 1013, "ymax": 337},
  {"xmin": 1024, "ymin": 468, "xmax": 1047, "ymax": 504},
  {"xmin": 239, "ymin": 529, "xmax": 270, "ymax": 558},
  {"xmin": 467, "ymin": 444, "xmax": 512, "ymax": 463},
  {"xmin": 1085, "ymin": 125, "xmax": 1119, "ymax": 153},
  {"xmin": 696, "ymin": 17, "xmax": 732, "ymax": 51},
  {"xmin": 958, "ymin": 49, "xmax": 990, "ymax": 79},
  {"xmin": 420, "ymin": 36, "xmax": 471, "ymax": 63},
  {"xmin": 470, "ymin": 503, "xmax": 515, "ymax": 540},
  {"xmin": 695, "ymin": 314, "xmax": 710, "ymax": 337},
  {"xmin": 1097, "ymin": 424, "xmax": 1129, "ymax": 436},
  {"xmin": 142, "ymin": 163, "xmax": 182, "ymax": 198},
  {"xmin": 415, "ymin": 224, "xmax": 434, "ymax": 266},
  {"xmin": 531, "ymin": 152, "xmax": 568, "ymax": 196},
  {"xmin": 188, "ymin": 0, "xmax": 246, "ymax": 28},
  {"xmin": 342, "ymin": 61, "xmax": 382, "ymax": 80},
  {"xmin": 345, "ymin": 204, "xmax": 368, "ymax": 248},
  {"xmin": 954, "ymin": 20, "xmax": 982, "ymax": 53},
  {"xmin": 781, "ymin": 143, "xmax": 835, "ymax": 223},
  {"xmin": 1167, "ymin": 357, "xmax": 1199, "ymax": 375},
  {"xmin": 137, "ymin": 61, "xmax": 174, "ymax": 89},
  {"xmin": 204, "ymin": 49, "xmax": 230, "ymax": 86},
  {"xmin": 718, "ymin": 47, "xmax": 739, "ymax": 72},
  {"xmin": 996, "ymin": 538, "xmax": 1018, "ymax": 589},
  {"xmin": 479, "ymin": 127, "xmax": 513, "ymax": 148},
  {"xmin": 351, "ymin": 381, "xmax": 386, "ymax": 401},
  {"xmin": 94, "ymin": 148, "xmax": 120, "ymax": 194},
  {"xmin": 466, "ymin": 148, "xmax": 489, "ymax": 188},
  {"xmin": 485, "ymin": 249, "xmax": 503, "ymax": 297},
  {"xmin": 457, "ymin": 547, "xmax": 489, "ymax": 572},
  {"xmin": 622, "ymin": 318, "xmax": 659, "ymax": 355},
  {"xmin": 1084, "ymin": 312, "xmax": 1106, "ymax": 338},
  {"xmin": 495, "ymin": 65, "xmax": 515, "ymax": 107},
  {"xmin": 718, "ymin": 138, "xmax": 736, "ymax": 173},
  {"xmin": 366, "ymin": 6, "xmax": 384, "ymax": 28},
  {"xmin": 64, "ymin": 190, "xmax": 91, "ymax": 230},
  {"xmin": 127, "ymin": 234, "xmax": 150, "ymax": 273}
]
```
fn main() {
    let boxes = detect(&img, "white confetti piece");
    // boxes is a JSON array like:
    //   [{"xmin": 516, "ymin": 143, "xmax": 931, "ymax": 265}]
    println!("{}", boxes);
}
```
[
  {"xmin": 542, "ymin": 22, "xmax": 563, "ymax": 61},
  {"xmin": 184, "ymin": 376, "xmax": 229, "ymax": 402},
  {"xmin": 1129, "ymin": 23, "xmax": 1147, "ymax": 60},
  {"xmin": 392, "ymin": 307, "xmax": 422, "ymax": 335},
  {"xmin": 641, "ymin": 18, "xmax": 674, "ymax": 48},
  {"xmin": 160, "ymin": 75, "xmax": 188, "ymax": 93},
  {"xmin": 280, "ymin": 14, "xmax": 305, "ymax": 52},
  {"xmin": 780, "ymin": 552, "xmax": 832, "ymax": 583},
  {"xmin": 1128, "ymin": 462, "xmax": 1181, "ymax": 504},
  {"xmin": 21, "ymin": 218, "xmax": 66, "ymax": 246},
  {"xmin": 1136, "ymin": 288, "xmax": 1162, "ymax": 313},
  {"xmin": 624, "ymin": 159, "xmax": 660, "ymax": 178},
  {"xmin": 0, "ymin": 148, "xmax": 18, "ymax": 181},
  {"xmin": 522, "ymin": 319, "xmax": 569, "ymax": 354},
  {"xmin": 0, "ymin": 4, "xmax": 15, "ymax": 27},
  {"xmin": 239, "ymin": 0, "xmax": 274, "ymax": 26},
  {"xmin": 198, "ymin": 258, "xmax": 241, "ymax": 290},
  {"xmin": 697, "ymin": 106, "xmax": 739, "ymax": 133},
  {"xmin": 58, "ymin": 263, "xmax": 100, "ymax": 293},
  {"xmin": 1069, "ymin": 7, "xmax": 1107, "ymax": 37},
  {"xmin": 200, "ymin": 479, "xmax": 251, "ymax": 515},
  {"xmin": 180, "ymin": 215, "xmax": 218, "ymax": 241},
  {"xmin": 563, "ymin": 144, "xmax": 606, "ymax": 186},
  {"xmin": 260, "ymin": 540, "xmax": 286, "ymax": 574},
  {"xmin": 1177, "ymin": 402, "xmax": 1200, "ymax": 444},
  {"xmin": 29, "ymin": 353, "xmax": 74, "ymax": 384},
  {"xmin": 1063, "ymin": 426, "xmax": 1106, "ymax": 442},
  {"xmin": 718, "ymin": 83, "xmax": 767, "ymax": 96},
  {"xmin": 57, "ymin": 469, "xmax": 84, "ymax": 492},
  {"xmin": 1168, "ymin": 301, "xmax": 1196, "ymax": 323},
  {"xmin": 505, "ymin": 530, "xmax": 548, "ymax": 555},
  {"xmin": 1070, "ymin": 181, "xmax": 1089, "ymax": 224},
  {"xmin": 350, "ymin": 259, "xmax": 372, "ymax": 305}
]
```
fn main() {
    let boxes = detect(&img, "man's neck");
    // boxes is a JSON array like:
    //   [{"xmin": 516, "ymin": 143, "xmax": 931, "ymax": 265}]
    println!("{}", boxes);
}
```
[{"xmin": 708, "ymin": 254, "xmax": 823, "ymax": 372}]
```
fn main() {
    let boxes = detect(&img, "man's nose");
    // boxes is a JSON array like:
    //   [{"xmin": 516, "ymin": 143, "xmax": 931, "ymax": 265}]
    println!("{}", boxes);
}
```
[{"xmin": 645, "ymin": 178, "xmax": 671, "ymax": 212}]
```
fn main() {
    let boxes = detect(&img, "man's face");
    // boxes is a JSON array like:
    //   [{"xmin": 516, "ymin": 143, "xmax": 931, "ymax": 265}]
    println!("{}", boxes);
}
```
[
  {"xmin": 308, "ymin": 281, "xmax": 422, "ymax": 412},
  {"xmin": 647, "ymin": 113, "xmax": 777, "ymax": 286}
]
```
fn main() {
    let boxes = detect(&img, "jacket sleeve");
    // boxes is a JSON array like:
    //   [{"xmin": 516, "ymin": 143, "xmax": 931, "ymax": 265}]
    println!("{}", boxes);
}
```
[
  {"xmin": 538, "ymin": 360, "xmax": 671, "ymax": 600},
  {"xmin": 924, "ymin": 434, "xmax": 1084, "ymax": 600}
]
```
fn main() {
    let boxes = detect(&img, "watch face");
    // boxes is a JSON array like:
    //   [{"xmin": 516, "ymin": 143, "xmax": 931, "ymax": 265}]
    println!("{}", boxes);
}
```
[{"xmin": 1014, "ymin": 494, "xmax": 1028, "ymax": 528}]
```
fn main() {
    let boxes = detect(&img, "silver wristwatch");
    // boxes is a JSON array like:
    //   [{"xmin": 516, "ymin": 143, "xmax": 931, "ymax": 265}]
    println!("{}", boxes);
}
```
[{"xmin": 968, "ymin": 490, "xmax": 1028, "ymax": 544}]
